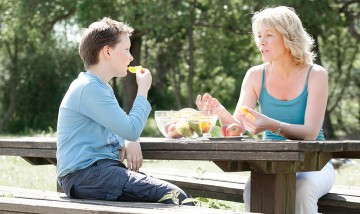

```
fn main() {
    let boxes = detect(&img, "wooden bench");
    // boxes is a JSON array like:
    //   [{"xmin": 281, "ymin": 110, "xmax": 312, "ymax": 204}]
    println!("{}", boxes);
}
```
[
  {"xmin": 318, "ymin": 186, "xmax": 360, "ymax": 214},
  {"xmin": 0, "ymin": 186, "xmax": 246, "ymax": 214},
  {"xmin": 143, "ymin": 169, "xmax": 247, "ymax": 202},
  {"xmin": 143, "ymin": 169, "xmax": 360, "ymax": 214}
]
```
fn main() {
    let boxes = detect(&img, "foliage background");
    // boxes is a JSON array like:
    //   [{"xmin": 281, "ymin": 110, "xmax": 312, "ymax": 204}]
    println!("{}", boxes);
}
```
[{"xmin": 0, "ymin": 0, "xmax": 359, "ymax": 139}]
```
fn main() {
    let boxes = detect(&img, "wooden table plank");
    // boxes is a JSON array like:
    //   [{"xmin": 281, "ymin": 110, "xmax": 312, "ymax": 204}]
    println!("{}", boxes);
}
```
[
  {"xmin": 1, "ymin": 137, "xmax": 360, "ymax": 154},
  {"xmin": 0, "ymin": 148, "xmax": 55, "ymax": 158},
  {"xmin": 142, "ymin": 151, "xmax": 304, "ymax": 161},
  {"xmin": 0, "ymin": 137, "xmax": 56, "ymax": 148},
  {"xmin": 141, "ymin": 138, "xmax": 304, "ymax": 151}
]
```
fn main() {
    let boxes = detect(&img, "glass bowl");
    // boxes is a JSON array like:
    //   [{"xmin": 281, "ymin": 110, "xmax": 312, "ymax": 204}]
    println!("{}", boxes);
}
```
[{"xmin": 155, "ymin": 109, "xmax": 218, "ymax": 139}]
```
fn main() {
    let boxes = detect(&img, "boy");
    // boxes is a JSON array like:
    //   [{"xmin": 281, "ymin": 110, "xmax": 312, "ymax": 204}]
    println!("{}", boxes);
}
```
[{"xmin": 56, "ymin": 17, "xmax": 190, "ymax": 204}]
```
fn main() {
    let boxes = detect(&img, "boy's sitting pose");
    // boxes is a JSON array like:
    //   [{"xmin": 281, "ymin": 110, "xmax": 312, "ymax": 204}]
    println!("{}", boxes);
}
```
[{"xmin": 56, "ymin": 17, "xmax": 190, "ymax": 204}]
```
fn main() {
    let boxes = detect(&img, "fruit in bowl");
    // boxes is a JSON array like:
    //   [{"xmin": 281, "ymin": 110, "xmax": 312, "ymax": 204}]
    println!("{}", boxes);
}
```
[
  {"xmin": 155, "ymin": 109, "xmax": 218, "ymax": 139},
  {"xmin": 225, "ymin": 123, "xmax": 243, "ymax": 136}
]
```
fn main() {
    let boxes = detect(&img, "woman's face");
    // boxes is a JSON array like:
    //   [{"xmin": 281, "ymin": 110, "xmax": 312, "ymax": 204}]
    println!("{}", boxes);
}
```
[{"xmin": 256, "ymin": 25, "xmax": 288, "ymax": 62}]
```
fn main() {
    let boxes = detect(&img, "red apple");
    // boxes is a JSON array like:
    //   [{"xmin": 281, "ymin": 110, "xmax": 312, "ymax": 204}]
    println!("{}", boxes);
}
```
[
  {"xmin": 165, "ymin": 122, "xmax": 173, "ymax": 133},
  {"xmin": 221, "ymin": 124, "xmax": 229, "ymax": 137},
  {"xmin": 166, "ymin": 123, "xmax": 182, "ymax": 139},
  {"xmin": 226, "ymin": 123, "xmax": 242, "ymax": 136}
]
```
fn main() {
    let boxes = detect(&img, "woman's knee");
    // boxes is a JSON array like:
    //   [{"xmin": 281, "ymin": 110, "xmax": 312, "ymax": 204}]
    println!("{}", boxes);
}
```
[
  {"xmin": 243, "ymin": 177, "xmax": 251, "ymax": 211},
  {"xmin": 296, "ymin": 176, "xmax": 317, "ymax": 198},
  {"xmin": 295, "ymin": 175, "xmax": 319, "ymax": 211}
]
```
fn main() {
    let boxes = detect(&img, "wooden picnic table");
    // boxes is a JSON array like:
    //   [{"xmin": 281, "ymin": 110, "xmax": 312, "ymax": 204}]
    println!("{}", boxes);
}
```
[{"xmin": 0, "ymin": 137, "xmax": 360, "ymax": 214}]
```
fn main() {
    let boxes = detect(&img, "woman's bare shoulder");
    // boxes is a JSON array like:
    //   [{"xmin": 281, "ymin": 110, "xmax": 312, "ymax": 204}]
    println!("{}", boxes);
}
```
[
  {"xmin": 308, "ymin": 64, "xmax": 328, "ymax": 91},
  {"xmin": 242, "ymin": 64, "xmax": 266, "ymax": 92},
  {"xmin": 311, "ymin": 64, "xmax": 327, "ymax": 74},
  {"xmin": 246, "ymin": 64, "xmax": 265, "ymax": 78},
  {"xmin": 310, "ymin": 64, "xmax": 328, "ymax": 80}
]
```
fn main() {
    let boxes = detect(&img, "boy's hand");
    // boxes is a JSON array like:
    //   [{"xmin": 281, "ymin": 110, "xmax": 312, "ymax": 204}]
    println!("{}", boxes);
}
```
[
  {"xmin": 136, "ymin": 68, "xmax": 152, "ymax": 97},
  {"xmin": 120, "ymin": 140, "xmax": 143, "ymax": 172}
]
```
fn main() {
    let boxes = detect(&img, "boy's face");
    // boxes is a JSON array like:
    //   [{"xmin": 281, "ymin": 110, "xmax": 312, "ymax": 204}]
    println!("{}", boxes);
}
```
[{"xmin": 108, "ymin": 33, "xmax": 133, "ymax": 77}]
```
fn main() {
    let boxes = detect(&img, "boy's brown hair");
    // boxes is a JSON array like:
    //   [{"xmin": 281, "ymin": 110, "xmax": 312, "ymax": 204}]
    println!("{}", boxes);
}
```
[{"xmin": 79, "ymin": 17, "xmax": 134, "ymax": 69}]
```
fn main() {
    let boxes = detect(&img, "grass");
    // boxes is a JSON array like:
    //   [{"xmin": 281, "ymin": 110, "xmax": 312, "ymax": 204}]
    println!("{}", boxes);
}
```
[{"xmin": 0, "ymin": 156, "xmax": 57, "ymax": 191}]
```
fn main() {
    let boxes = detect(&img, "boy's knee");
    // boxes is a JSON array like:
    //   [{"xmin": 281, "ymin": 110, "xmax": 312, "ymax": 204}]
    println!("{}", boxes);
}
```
[{"xmin": 156, "ymin": 181, "xmax": 193, "ymax": 205}]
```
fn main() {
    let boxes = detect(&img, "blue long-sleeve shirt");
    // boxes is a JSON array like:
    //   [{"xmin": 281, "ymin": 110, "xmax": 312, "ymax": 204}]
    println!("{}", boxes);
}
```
[{"xmin": 56, "ymin": 72, "xmax": 151, "ymax": 180}]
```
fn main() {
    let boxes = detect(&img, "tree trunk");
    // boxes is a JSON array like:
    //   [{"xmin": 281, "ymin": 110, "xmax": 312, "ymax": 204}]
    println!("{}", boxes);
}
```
[
  {"xmin": 0, "ymin": 38, "xmax": 19, "ymax": 132},
  {"xmin": 156, "ymin": 48, "xmax": 168, "ymax": 91},
  {"xmin": 0, "ymin": 77, "xmax": 17, "ymax": 132},
  {"xmin": 323, "ymin": 109, "xmax": 336, "ymax": 139},
  {"xmin": 313, "ymin": 35, "xmax": 335, "ymax": 139},
  {"xmin": 187, "ymin": 0, "xmax": 196, "ymax": 108},
  {"xmin": 121, "ymin": 32, "xmax": 142, "ymax": 113},
  {"xmin": 173, "ymin": 66, "xmax": 182, "ymax": 109}
]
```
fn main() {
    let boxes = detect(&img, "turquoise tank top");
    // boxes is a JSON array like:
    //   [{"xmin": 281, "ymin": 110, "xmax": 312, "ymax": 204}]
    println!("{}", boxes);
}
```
[{"xmin": 258, "ymin": 65, "xmax": 325, "ymax": 140}]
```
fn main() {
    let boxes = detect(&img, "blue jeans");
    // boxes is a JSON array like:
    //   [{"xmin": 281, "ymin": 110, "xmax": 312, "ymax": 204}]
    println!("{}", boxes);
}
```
[{"xmin": 59, "ymin": 159, "xmax": 192, "ymax": 205}]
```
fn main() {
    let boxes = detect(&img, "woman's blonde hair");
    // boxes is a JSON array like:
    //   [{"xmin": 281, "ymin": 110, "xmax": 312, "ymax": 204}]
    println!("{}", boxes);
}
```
[{"xmin": 252, "ymin": 6, "xmax": 316, "ymax": 64}]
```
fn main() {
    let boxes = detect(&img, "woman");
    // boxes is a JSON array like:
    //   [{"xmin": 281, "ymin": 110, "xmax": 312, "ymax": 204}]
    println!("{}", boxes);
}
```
[{"xmin": 196, "ymin": 6, "xmax": 335, "ymax": 213}]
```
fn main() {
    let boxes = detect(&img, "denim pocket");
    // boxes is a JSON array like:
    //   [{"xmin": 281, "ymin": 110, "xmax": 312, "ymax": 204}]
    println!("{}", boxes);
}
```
[
  {"xmin": 89, "ymin": 164, "xmax": 100, "ymax": 178},
  {"xmin": 71, "ymin": 164, "xmax": 106, "ymax": 200}
]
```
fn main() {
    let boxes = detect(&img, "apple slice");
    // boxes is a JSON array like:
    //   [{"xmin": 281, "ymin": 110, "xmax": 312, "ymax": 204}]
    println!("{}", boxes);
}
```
[
  {"xmin": 240, "ymin": 106, "xmax": 256, "ymax": 121},
  {"xmin": 128, "ymin": 66, "xmax": 143, "ymax": 73}
]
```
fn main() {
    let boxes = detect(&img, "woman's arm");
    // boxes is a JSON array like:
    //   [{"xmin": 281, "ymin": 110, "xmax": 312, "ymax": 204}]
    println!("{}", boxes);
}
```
[
  {"xmin": 234, "ymin": 66, "xmax": 262, "ymax": 116},
  {"xmin": 280, "ymin": 65, "xmax": 328, "ymax": 140}
]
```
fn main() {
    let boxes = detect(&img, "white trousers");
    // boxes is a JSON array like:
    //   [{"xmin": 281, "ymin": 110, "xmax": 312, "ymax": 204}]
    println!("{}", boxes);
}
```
[{"xmin": 243, "ymin": 162, "xmax": 335, "ymax": 214}]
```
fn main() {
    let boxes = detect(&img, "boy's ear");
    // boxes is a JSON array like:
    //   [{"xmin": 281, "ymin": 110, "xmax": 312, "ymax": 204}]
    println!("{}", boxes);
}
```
[{"xmin": 101, "ymin": 45, "xmax": 111, "ymax": 58}]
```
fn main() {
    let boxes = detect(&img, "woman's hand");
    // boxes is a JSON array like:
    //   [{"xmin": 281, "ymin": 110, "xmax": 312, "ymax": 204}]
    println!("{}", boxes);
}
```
[
  {"xmin": 196, "ymin": 93, "xmax": 223, "ymax": 116},
  {"xmin": 197, "ymin": 93, "xmax": 245, "ymax": 132},
  {"xmin": 235, "ymin": 107, "xmax": 272, "ymax": 135}
]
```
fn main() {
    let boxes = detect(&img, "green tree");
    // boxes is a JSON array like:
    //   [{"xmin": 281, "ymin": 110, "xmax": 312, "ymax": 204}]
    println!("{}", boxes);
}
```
[
  {"xmin": 0, "ymin": 0, "xmax": 79, "ymax": 132},
  {"xmin": 0, "ymin": 0, "xmax": 358, "ymax": 139}
]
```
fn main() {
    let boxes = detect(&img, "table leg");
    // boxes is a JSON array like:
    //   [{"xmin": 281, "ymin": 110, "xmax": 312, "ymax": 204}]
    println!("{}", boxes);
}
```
[{"xmin": 250, "ymin": 171, "xmax": 296, "ymax": 214}]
